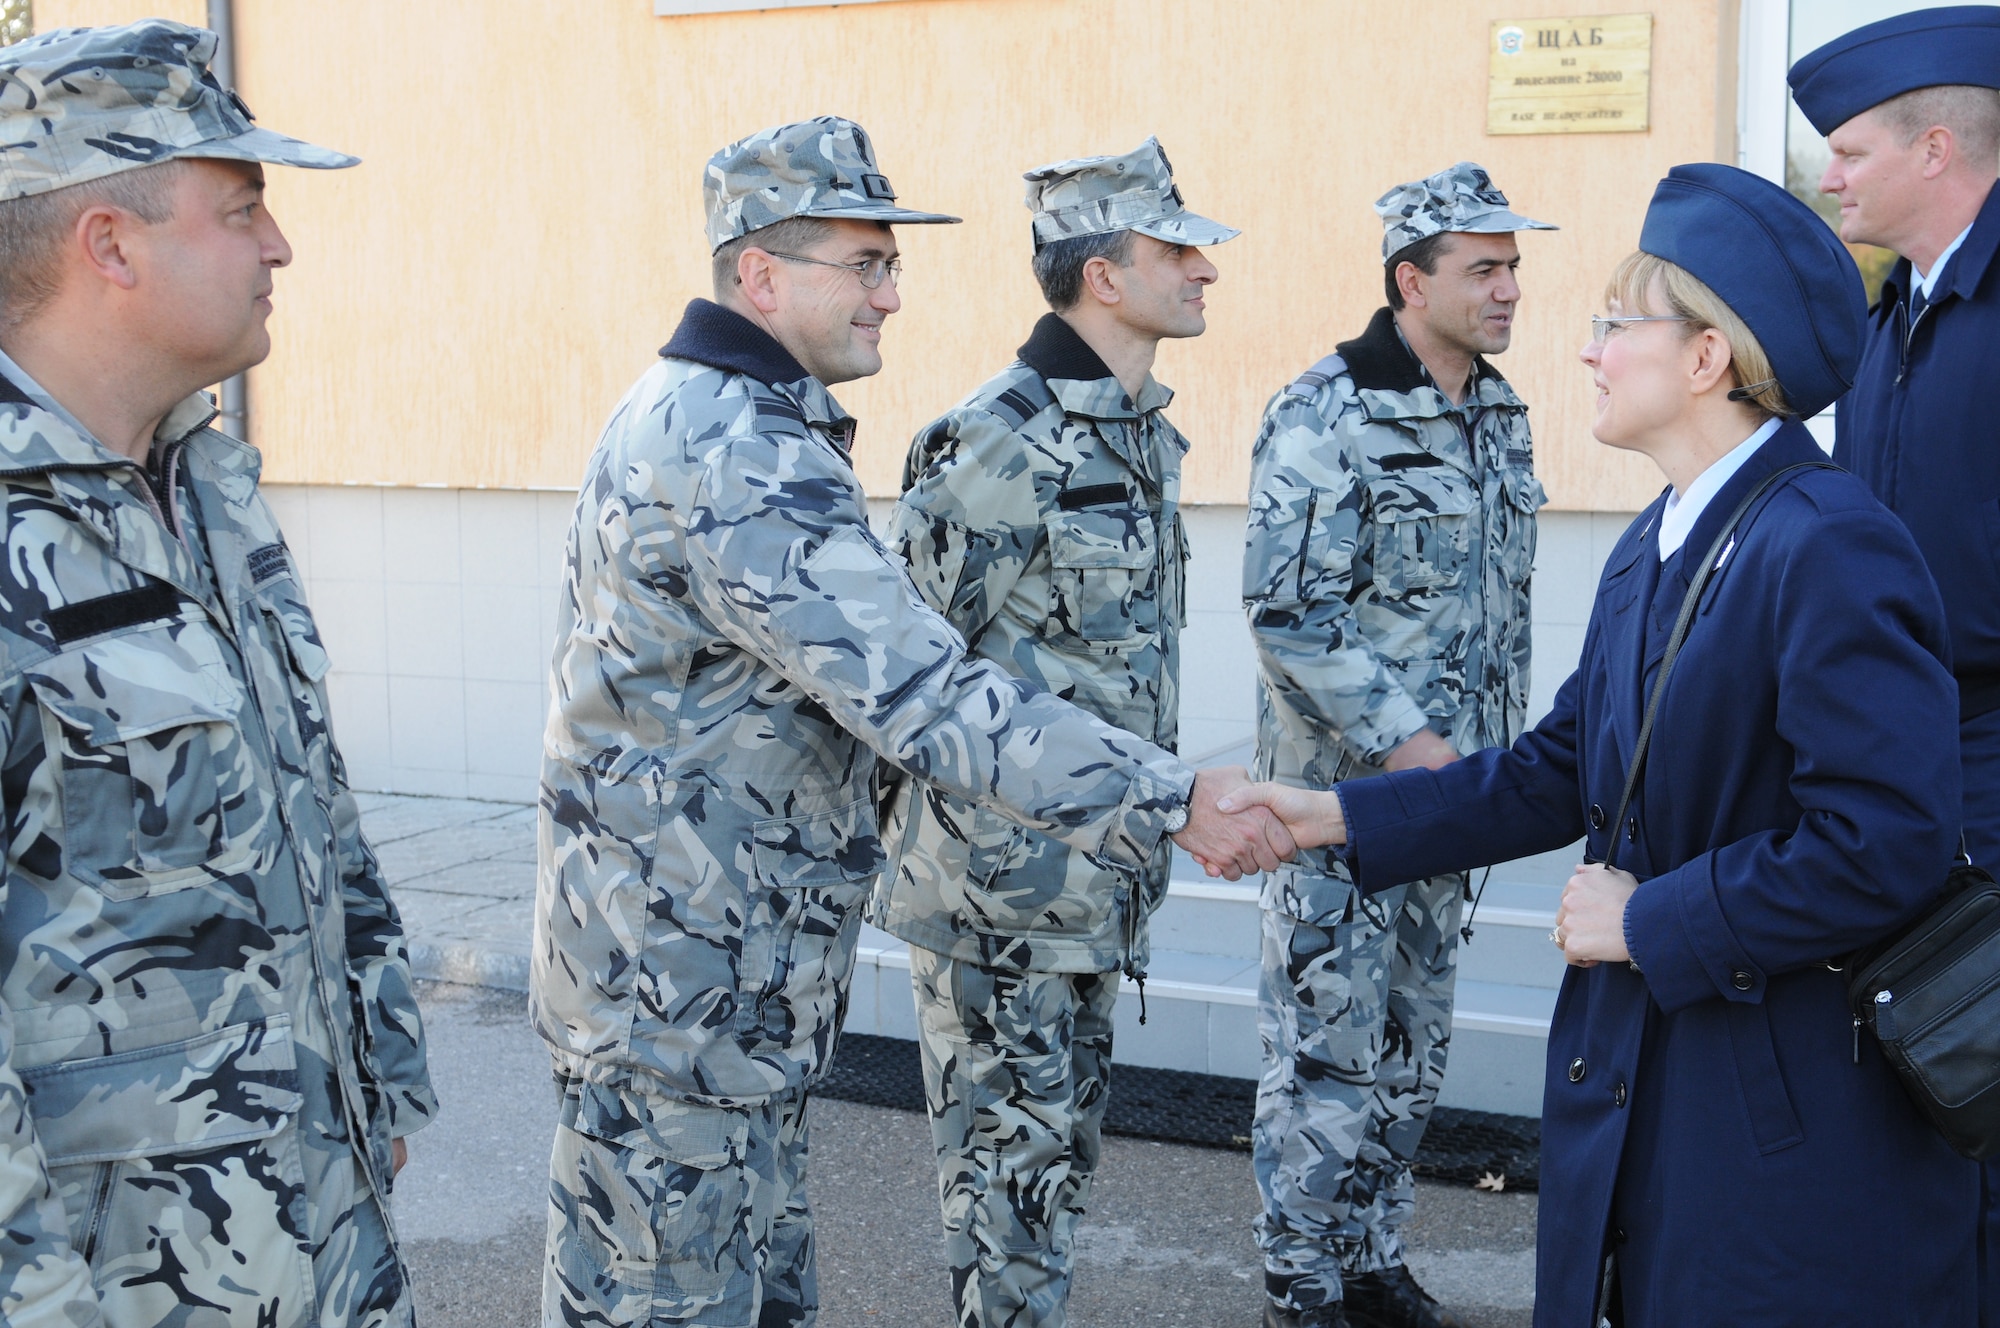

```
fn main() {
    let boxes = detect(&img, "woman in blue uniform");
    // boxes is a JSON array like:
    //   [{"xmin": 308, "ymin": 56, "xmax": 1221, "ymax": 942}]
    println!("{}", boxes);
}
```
[{"xmin": 1217, "ymin": 164, "xmax": 1980, "ymax": 1326}]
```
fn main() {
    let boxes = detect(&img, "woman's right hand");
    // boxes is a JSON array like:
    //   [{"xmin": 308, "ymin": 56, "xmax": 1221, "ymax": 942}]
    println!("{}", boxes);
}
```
[{"xmin": 1215, "ymin": 783, "xmax": 1347, "ymax": 849}]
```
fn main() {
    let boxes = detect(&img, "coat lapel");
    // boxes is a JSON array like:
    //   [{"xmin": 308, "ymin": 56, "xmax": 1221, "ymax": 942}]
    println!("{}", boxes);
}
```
[{"xmin": 1624, "ymin": 421, "xmax": 1827, "ymax": 768}]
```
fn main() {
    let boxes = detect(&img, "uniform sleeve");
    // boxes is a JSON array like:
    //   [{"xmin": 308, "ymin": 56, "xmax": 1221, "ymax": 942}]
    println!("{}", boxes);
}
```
[
  {"xmin": 0, "ymin": 703, "xmax": 107, "ymax": 1328},
  {"xmin": 1242, "ymin": 390, "xmax": 1431, "ymax": 763},
  {"xmin": 887, "ymin": 409, "xmax": 1040, "ymax": 645},
  {"xmin": 676, "ymin": 427, "xmax": 1191, "ymax": 871},
  {"xmin": 1337, "ymin": 664, "xmax": 1590, "ymax": 891},
  {"xmin": 1624, "ymin": 508, "xmax": 1962, "ymax": 1013},
  {"xmin": 330, "ymin": 779, "xmax": 438, "ymax": 1138}
]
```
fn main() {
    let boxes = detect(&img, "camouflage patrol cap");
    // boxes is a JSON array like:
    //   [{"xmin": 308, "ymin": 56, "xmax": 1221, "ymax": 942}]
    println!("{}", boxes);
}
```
[
  {"xmin": 1376, "ymin": 162, "xmax": 1556, "ymax": 262},
  {"xmin": 704, "ymin": 116, "xmax": 960, "ymax": 252},
  {"xmin": 1023, "ymin": 137, "xmax": 1240, "ymax": 252},
  {"xmin": 0, "ymin": 19, "xmax": 356, "ymax": 203}
]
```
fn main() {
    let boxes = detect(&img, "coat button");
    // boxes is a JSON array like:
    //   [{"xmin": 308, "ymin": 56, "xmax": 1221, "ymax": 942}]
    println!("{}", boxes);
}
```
[
  {"xmin": 1614, "ymin": 1080, "xmax": 1628, "ymax": 1108},
  {"xmin": 1626, "ymin": 818, "xmax": 1638, "ymax": 842},
  {"xmin": 1589, "ymin": 803, "xmax": 1606, "ymax": 830},
  {"xmin": 1568, "ymin": 1057, "xmax": 1586, "ymax": 1083},
  {"xmin": 1732, "ymin": 971, "xmax": 1754, "ymax": 991}
]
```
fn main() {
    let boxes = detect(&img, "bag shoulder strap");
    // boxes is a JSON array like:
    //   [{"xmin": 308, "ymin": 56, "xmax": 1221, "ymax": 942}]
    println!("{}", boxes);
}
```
[{"xmin": 1601, "ymin": 460, "xmax": 1836, "ymax": 870}]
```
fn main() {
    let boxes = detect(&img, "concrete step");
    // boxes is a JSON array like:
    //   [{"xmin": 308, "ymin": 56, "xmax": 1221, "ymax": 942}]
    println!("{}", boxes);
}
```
[
  {"xmin": 846, "ymin": 838, "xmax": 1585, "ymax": 1118},
  {"xmin": 846, "ymin": 924, "xmax": 1559, "ymax": 1117}
]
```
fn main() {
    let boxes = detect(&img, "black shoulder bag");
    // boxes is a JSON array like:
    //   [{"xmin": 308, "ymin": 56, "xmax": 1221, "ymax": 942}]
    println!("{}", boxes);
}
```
[{"xmin": 1606, "ymin": 460, "xmax": 2000, "ymax": 1162}]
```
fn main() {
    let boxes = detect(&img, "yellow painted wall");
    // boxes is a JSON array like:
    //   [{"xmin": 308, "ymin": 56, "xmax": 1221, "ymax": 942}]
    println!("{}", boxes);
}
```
[
  {"xmin": 44, "ymin": 0, "xmax": 1736, "ymax": 511},
  {"xmin": 38, "ymin": 0, "xmax": 202, "ymax": 27}
]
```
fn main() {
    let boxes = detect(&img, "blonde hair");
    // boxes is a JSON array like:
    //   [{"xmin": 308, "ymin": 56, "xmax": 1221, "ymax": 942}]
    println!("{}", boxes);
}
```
[
  {"xmin": 1605, "ymin": 250, "xmax": 1791, "ymax": 418},
  {"xmin": 1875, "ymin": 84, "xmax": 2000, "ymax": 171}
]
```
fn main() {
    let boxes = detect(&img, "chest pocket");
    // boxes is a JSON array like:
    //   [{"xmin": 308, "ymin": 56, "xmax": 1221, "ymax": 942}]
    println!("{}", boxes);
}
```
[
  {"xmin": 1367, "ymin": 470, "xmax": 1476, "ymax": 594},
  {"xmin": 253, "ymin": 582, "xmax": 338, "ymax": 796},
  {"xmin": 28, "ymin": 622, "xmax": 264, "ymax": 899},
  {"xmin": 1048, "ymin": 508, "xmax": 1157, "ymax": 643},
  {"xmin": 1498, "ymin": 468, "xmax": 1547, "ymax": 587}
]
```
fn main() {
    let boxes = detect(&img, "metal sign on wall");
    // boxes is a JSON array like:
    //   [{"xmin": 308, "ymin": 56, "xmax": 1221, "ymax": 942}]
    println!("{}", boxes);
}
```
[{"xmin": 1488, "ymin": 13, "xmax": 1653, "ymax": 135}]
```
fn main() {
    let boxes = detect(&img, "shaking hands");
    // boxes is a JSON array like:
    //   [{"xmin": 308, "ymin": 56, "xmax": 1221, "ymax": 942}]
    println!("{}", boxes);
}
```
[
  {"xmin": 1167, "ymin": 766, "xmax": 1298, "ymax": 880},
  {"xmin": 1189, "ymin": 729, "xmax": 1454, "ymax": 875},
  {"xmin": 1172, "ymin": 773, "xmax": 1350, "ymax": 878}
]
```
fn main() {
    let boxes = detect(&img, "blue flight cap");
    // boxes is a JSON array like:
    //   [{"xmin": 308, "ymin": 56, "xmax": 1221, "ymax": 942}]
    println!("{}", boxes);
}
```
[
  {"xmin": 1637, "ymin": 164, "xmax": 1866, "ymax": 419},
  {"xmin": 1789, "ymin": 5, "xmax": 2000, "ymax": 136}
]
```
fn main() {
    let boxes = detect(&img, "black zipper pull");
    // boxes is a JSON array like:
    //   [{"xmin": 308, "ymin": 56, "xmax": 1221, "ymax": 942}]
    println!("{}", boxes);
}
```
[
  {"xmin": 1852, "ymin": 1014, "xmax": 1863, "ymax": 1065},
  {"xmin": 1135, "ymin": 972, "xmax": 1148, "ymax": 1026}
]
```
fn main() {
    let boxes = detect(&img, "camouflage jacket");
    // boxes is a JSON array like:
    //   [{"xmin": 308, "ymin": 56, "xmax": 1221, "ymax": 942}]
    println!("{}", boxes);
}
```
[
  {"xmin": 533, "ymin": 300, "xmax": 1194, "ymax": 1112},
  {"xmin": 0, "ymin": 366, "xmax": 435, "ymax": 1328},
  {"xmin": 873, "ymin": 314, "xmax": 1187, "ymax": 974},
  {"xmin": 1243, "ymin": 307, "xmax": 1544, "ymax": 892}
]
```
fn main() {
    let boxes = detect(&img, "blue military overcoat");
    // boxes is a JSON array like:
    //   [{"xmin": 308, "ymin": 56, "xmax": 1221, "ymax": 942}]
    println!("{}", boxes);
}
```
[
  {"xmin": 1338, "ymin": 423, "xmax": 1979, "ymax": 1327},
  {"xmin": 1838, "ymin": 182, "xmax": 2000, "ymax": 731}
]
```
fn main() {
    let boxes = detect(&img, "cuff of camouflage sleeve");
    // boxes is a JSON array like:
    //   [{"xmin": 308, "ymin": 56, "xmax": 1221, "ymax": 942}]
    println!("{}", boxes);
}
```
[
  {"xmin": 1098, "ymin": 759, "xmax": 1197, "ymax": 872},
  {"xmin": 1358, "ymin": 697, "xmax": 1434, "ymax": 767},
  {"xmin": 385, "ymin": 1083, "xmax": 441, "ymax": 1137}
]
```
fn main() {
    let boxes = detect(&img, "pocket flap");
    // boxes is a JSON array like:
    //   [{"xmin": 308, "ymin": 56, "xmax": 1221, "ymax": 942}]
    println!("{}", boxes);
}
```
[
  {"xmin": 259, "ymin": 591, "xmax": 333, "ymax": 683},
  {"xmin": 23, "ymin": 1017, "xmax": 303, "ymax": 1167},
  {"xmin": 1507, "ymin": 471, "xmax": 1549, "ymax": 513},
  {"xmin": 1369, "ymin": 473, "xmax": 1476, "ymax": 523},
  {"xmin": 752, "ymin": 796, "xmax": 886, "ymax": 888},
  {"xmin": 27, "ymin": 628, "xmax": 241, "ymax": 744},
  {"xmin": 1049, "ymin": 510, "xmax": 1154, "ymax": 570},
  {"xmin": 571, "ymin": 1079, "xmax": 747, "ymax": 1169}
]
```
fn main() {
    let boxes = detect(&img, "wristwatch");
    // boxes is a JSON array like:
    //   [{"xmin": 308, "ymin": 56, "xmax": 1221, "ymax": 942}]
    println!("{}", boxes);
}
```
[{"xmin": 1163, "ymin": 796, "xmax": 1191, "ymax": 835}]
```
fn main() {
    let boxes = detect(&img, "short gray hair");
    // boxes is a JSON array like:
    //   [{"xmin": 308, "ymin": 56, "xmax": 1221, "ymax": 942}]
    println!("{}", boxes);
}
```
[
  {"xmin": 0, "ymin": 160, "xmax": 184, "ymax": 331},
  {"xmin": 1032, "ymin": 229, "xmax": 1136, "ymax": 311},
  {"xmin": 1875, "ymin": 84, "xmax": 2000, "ymax": 171},
  {"xmin": 711, "ymin": 215, "xmax": 838, "ymax": 297}
]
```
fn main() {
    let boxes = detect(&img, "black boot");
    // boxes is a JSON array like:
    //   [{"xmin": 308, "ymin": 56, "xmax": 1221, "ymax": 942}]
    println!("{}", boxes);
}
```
[
  {"xmin": 1263, "ymin": 1298, "xmax": 1352, "ymax": 1328},
  {"xmin": 1341, "ymin": 1265, "xmax": 1468, "ymax": 1328}
]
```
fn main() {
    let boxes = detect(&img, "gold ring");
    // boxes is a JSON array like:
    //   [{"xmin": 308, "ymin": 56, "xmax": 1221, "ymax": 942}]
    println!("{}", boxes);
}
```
[{"xmin": 1550, "ymin": 926, "xmax": 1566, "ymax": 947}]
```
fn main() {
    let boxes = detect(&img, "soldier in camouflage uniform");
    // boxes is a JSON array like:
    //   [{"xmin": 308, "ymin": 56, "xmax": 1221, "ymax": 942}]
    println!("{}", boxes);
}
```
[
  {"xmin": 535, "ymin": 117, "xmax": 1288, "ymax": 1328},
  {"xmin": 1242, "ymin": 163, "xmax": 1554, "ymax": 1328},
  {"xmin": 0, "ymin": 22, "xmax": 436, "ymax": 1328},
  {"xmin": 872, "ymin": 137, "xmax": 1238, "ymax": 1328}
]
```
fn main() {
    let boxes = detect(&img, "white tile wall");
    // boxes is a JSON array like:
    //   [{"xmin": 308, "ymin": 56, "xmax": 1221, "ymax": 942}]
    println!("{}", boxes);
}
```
[
  {"xmin": 263, "ymin": 485, "xmax": 1627, "ymax": 804},
  {"xmin": 263, "ymin": 485, "xmax": 576, "ymax": 803}
]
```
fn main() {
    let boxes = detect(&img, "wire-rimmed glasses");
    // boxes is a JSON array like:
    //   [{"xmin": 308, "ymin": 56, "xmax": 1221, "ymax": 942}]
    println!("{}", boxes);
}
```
[{"xmin": 766, "ymin": 252, "xmax": 902, "ymax": 289}]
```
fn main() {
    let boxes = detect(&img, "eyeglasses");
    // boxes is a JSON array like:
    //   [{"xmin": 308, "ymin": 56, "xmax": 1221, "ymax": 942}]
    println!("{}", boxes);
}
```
[
  {"xmin": 765, "ymin": 251, "xmax": 903, "ymax": 289},
  {"xmin": 1590, "ymin": 314, "xmax": 1689, "ymax": 342}
]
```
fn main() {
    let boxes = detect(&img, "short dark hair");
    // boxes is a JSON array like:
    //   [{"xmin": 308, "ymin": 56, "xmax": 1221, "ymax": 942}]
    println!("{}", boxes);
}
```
[
  {"xmin": 1031, "ymin": 229, "xmax": 1137, "ymax": 311},
  {"xmin": 0, "ymin": 160, "xmax": 183, "ymax": 331},
  {"xmin": 711, "ymin": 215, "xmax": 838, "ymax": 297},
  {"xmin": 1383, "ymin": 231, "xmax": 1456, "ymax": 311}
]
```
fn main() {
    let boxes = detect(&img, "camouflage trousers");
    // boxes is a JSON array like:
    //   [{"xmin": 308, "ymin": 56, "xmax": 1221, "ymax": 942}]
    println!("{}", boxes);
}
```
[
  {"xmin": 543, "ymin": 1072, "xmax": 816, "ymax": 1327},
  {"xmin": 1253, "ymin": 871, "xmax": 1463, "ymax": 1315},
  {"xmin": 909, "ymin": 944, "xmax": 1119, "ymax": 1328}
]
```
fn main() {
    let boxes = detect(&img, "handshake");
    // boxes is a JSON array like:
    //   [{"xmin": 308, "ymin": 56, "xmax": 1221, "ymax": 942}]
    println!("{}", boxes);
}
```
[{"xmin": 1169, "ymin": 767, "xmax": 1350, "ymax": 880}]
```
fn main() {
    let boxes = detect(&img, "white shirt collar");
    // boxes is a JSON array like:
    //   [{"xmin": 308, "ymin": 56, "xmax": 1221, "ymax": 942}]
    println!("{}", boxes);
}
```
[
  {"xmin": 1657, "ymin": 417, "xmax": 1782, "ymax": 561},
  {"xmin": 1915, "ymin": 222, "xmax": 1975, "ymax": 301}
]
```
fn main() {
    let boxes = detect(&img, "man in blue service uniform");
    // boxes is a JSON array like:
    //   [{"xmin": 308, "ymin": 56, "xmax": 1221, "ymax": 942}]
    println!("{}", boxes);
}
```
[{"xmin": 1791, "ymin": 9, "xmax": 2000, "ymax": 1319}]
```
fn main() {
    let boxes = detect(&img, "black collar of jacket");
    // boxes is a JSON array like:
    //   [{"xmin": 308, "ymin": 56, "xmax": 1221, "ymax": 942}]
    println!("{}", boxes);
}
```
[
  {"xmin": 1018, "ymin": 312, "xmax": 1119, "ymax": 388},
  {"xmin": 1337, "ymin": 305, "xmax": 1505, "ymax": 394},
  {"xmin": 658, "ymin": 298, "xmax": 814, "ymax": 387},
  {"xmin": 1878, "ymin": 178, "xmax": 2000, "ymax": 314}
]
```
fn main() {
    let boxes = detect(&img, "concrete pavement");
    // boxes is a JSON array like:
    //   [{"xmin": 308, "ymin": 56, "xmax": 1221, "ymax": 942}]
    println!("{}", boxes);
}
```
[
  {"xmin": 396, "ymin": 981, "xmax": 1536, "ymax": 1328},
  {"xmin": 366, "ymin": 792, "xmax": 1539, "ymax": 1326}
]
